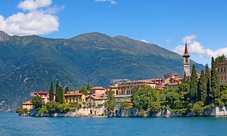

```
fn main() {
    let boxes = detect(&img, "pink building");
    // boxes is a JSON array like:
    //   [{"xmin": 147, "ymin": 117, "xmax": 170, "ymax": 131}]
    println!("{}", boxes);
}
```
[{"xmin": 34, "ymin": 91, "xmax": 50, "ymax": 104}]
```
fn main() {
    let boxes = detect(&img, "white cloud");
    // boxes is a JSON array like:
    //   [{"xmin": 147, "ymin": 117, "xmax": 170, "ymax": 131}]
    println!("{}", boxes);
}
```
[
  {"xmin": 182, "ymin": 34, "xmax": 196, "ymax": 44},
  {"xmin": 0, "ymin": 0, "xmax": 62, "ymax": 36},
  {"xmin": 166, "ymin": 39, "xmax": 170, "ymax": 42},
  {"xmin": 18, "ymin": 0, "xmax": 52, "ymax": 11},
  {"xmin": 95, "ymin": 0, "xmax": 117, "ymax": 4},
  {"xmin": 141, "ymin": 39, "xmax": 148, "ymax": 43},
  {"xmin": 173, "ymin": 34, "xmax": 227, "ymax": 59}
]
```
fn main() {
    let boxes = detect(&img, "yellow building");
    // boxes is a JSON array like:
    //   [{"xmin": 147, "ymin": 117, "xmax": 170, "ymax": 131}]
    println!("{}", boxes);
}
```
[
  {"xmin": 64, "ymin": 91, "xmax": 86, "ymax": 106},
  {"xmin": 106, "ymin": 84, "xmax": 118, "ymax": 95},
  {"xmin": 22, "ymin": 100, "xmax": 33, "ymax": 111},
  {"xmin": 217, "ymin": 60, "xmax": 227, "ymax": 84}
]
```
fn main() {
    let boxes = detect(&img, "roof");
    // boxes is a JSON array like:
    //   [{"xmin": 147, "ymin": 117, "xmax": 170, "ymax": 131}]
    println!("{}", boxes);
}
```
[
  {"xmin": 183, "ymin": 43, "xmax": 190, "ymax": 57},
  {"xmin": 22, "ymin": 100, "xmax": 33, "ymax": 105},
  {"xmin": 87, "ymin": 94, "xmax": 106, "ymax": 100},
  {"xmin": 64, "ymin": 91, "xmax": 84, "ymax": 96},
  {"xmin": 217, "ymin": 60, "xmax": 227, "ymax": 66},
  {"xmin": 34, "ymin": 91, "xmax": 48, "ymax": 95},
  {"xmin": 90, "ymin": 86, "xmax": 106, "ymax": 90}
]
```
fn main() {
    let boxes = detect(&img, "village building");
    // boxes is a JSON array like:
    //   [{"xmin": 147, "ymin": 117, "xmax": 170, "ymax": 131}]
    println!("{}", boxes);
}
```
[
  {"xmin": 34, "ymin": 91, "xmax": 50, "ymax": 104},
  {"xmin": 86, "ymin": 93, "xmax": 106, "ymax": 108},
  {"xmin": 64, "ymin": 91, "xmax": 86, "ymax": 106},
  {"xmin": 116, "ymin": 79, "xmax": 162, "ymax": 95},
  {"xmin": 216, "ymin": 60, "xmax": 227, "ymax": 84},
  {"xmin": 106, "ymin": 84, "xmax": 118, "ymax": 95},
  {"xmin": 164, "ymin": 73, "xmax": 183, "ymax": 89},
  {"xmin": 89, "ymin": 86, "xmax": 106, "ymax": 95},
  {"xmin": 22, "ymin": 100, "xmax": 33, "ymax": 110}
]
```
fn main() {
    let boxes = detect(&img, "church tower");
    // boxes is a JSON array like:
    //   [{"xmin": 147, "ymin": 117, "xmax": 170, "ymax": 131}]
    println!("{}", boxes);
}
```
[{"xmin": 183, "ymin": 43, "xmax": 190, "ymax": 76}]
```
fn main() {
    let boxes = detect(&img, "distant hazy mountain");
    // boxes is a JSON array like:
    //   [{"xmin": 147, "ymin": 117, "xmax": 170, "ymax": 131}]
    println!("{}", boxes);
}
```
[{"xmin": 0, "ymin": 31, "xmax": 204, "ymax": 111}]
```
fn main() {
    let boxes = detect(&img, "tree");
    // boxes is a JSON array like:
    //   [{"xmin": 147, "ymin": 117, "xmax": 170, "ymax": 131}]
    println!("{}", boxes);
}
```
[
  {"xmin": 56, "ymin": 86, "xmax": 64, "ymax": 104},
  {"xmin": 79, "ymin": 87, "xmax": 88, "ymax": 95},
  {"xmin": 215, "ymin": 54, "xmax": 226, "ymax": 63},
  {"xmin": 182, "ymin": 71, "xmax": 189, "ymax": 84},
  {"xmin": 32, "ymin": 96, "xmax": 43, "ymax": 109},
  {"xmin": 86, "ymin": 84, "xmax": 93, "ymax": 91},
  {"xmin": 190, "ymin": 64, "xmax": 198, "ymax": 102},
  {"xmin": 211, "ymin": 57, "xmax": 220, "ymax": 100},
  {"xmin": 120, "ymin": 102, "xmax": 132, "ymax": 109},
  {"xmin": 64, "ymin": 86, "xmax": 69, "ymax": 94},
  {"xmin": 46, "ymin": 101, "xmax": 59, "ymax": 115},
  {"xmin": 16, "ymin": 108, "xmax": 29, "ymax": 116},
  {"xmin": 131, "ymin": 86, "xmax": 158, "ymax": 111},
  {"xmin": 205, "ymin": 64, "xmax": 211, "ymax": 104},
  {"xmin": 104, "ymin": 90, "xmax": 116, "ymax": 113},
  {"xmin": 198, "ymin": 70, "xmax": 207, "ymax": 103},
  {"xmin": 191, "ymin": 101, "xmax": 204, "ymax": 116},
  {"xmin": 48, "ymin": 82, "xmax": 54, "ymax": 101}
]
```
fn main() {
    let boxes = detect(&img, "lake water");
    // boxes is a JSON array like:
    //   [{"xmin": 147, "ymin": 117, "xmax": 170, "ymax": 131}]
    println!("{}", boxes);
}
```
[{"xmin": 1, "ymin": 113, "xmax": 227, "ymax": 136}]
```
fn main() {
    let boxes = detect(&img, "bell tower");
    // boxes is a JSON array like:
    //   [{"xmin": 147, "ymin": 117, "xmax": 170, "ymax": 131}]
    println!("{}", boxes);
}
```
[{"xmin": 183, "ymin": 43, "xmax": 190, "ymax": 76}]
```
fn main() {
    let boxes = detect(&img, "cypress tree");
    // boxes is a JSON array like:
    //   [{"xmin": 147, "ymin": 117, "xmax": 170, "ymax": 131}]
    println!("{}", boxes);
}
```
[
  {"xmin": 65, "ymin": 86, "xmax": 69, "ymax": 94},
  {"xmin": 55, "ymin": 82, "xmax": 60, "ymax": 102},
  {"xmin": 48, "ymin": 82, "xmax": 54, "ymax": 101},
  {"xmin": 59, "ymin": 86, "xmax": 64, "ymax": 104},
  {"xmin": 198, "ymin": 70, "xmax": 207, "ymax": 103},
  {"xmin": 211, "ymin": 57, "xmax": 220, "ymax": 100},
  {"xmin": 205, "ymin": 64, "xmax": 211, "ymax": 104},
  {"xmin": 182, "ymin": 71, "xmax": 188, "ymax": 83},
  {"xmin": 190, "ymin": 64, "xmax": 198, "ymax": 102}
]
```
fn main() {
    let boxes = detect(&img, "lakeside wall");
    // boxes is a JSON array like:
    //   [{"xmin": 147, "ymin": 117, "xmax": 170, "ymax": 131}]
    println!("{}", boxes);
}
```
[
  {"xmin": 112, "ymin": 106, "xmax": 227, "ymax": 117},
  {"xmin": 28, "ymin": 106, "xmax": 227, "ymax": 117}
]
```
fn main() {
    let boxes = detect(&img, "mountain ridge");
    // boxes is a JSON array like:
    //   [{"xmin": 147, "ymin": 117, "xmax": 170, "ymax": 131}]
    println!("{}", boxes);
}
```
[{"xmin": 0, "ymin": 31, "xmax": 204, "ymax": 111}]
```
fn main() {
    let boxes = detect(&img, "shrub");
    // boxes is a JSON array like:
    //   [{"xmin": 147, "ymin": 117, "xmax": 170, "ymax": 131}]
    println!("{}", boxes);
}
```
[
  {"xmin": 210, "ymin": 103, "xmax": 215, "ymax": 108},
  {"xmin": 191, "ymin": 101, "xmax": 204, "ymax": 116},
  {"xmin": 203, "ymin": 105, "xmax": 211, "ymax": 111},
  {"xmin": 69, "ymin": 108, "xmax": 76, "ymax": 112},
  {"xmin": 16, "ymin": 108, "xmax": 29, "ymax": 115},
  {"xmin": 139, "ymin": 110, "xmax": 145, "ymax": 116},
  {"xmin": 38, "ymin": 107, "xmax": 48, "ymax": 115}
]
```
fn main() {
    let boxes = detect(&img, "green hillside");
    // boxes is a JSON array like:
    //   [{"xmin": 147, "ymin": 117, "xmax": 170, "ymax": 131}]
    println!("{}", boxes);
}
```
[
  {"xmin": 0, "ymin": 59, "xmax": 86, "ymax": 111},
  {"xmin": 0, "ymin": 31, "xmax": 204, "ymax": 111}
]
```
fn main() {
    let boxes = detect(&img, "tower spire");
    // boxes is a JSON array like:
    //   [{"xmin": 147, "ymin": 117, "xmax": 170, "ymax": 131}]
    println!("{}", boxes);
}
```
[
  {"xmin": 183, "ymin": 42, "xmax": 190, "ymax": 57},
  {"xmin": 183, "ymin": 42, "xmax": 190, "ymax": 76}
]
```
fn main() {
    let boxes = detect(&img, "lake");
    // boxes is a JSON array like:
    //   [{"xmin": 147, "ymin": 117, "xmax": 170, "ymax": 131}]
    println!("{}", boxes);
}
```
[{"xmin": 1, "ymin": 113, "xmax": 227, "ymax": 136}]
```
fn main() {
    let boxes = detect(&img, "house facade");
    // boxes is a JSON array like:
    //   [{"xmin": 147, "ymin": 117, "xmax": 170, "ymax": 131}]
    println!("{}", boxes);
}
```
[
  {"xmin": 217, "ymin": 60, "xmax": 227, "ymax": 84},
  {"xmin": 34, "ymin": 91, "xmax": 49, "ymax": 104},
  {"xmin": 164, "ymin": 73, "xmax": 183, "ymax": 89},
  {"xmin": 64, "ymin": 91, "xmax": 86, "ymax": 106},
  {"xmin": 86, "ymin": 94, "xmax": 106, "ymax": 108},
  {"xmin": 22, "ymin": 100, "xmax": 33, "ymax": 110}
]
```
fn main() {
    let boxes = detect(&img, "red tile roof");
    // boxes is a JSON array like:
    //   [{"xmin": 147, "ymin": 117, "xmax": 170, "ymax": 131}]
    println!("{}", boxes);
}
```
[
  {"xmin": 22, "ymin": 100, "xmax": 33, "ymax": 105},
  {"xmin": 34, "ymin": 91, "xmax": 48, "ymax": 95},
  {"xmin": 64, "ymin": 91, "xmax": 84, "ymax": 96}
]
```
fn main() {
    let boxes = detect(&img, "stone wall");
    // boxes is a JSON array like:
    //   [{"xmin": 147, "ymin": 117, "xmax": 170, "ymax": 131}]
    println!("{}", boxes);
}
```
[{"xmin": 113, "ymin": 106, "xmax": 227, "ymax": 117}]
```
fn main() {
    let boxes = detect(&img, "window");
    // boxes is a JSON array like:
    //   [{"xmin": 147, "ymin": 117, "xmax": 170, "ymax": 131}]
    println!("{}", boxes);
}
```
[{"xmin": 185, "ymin": 58, "xmax": 188, "ymax": 63}]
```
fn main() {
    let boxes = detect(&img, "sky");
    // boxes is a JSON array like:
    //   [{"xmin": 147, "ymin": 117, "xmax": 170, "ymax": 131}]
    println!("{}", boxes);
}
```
[{"xmin": 0, "ymin": 0, "xmax": 227, "ymax": 66}]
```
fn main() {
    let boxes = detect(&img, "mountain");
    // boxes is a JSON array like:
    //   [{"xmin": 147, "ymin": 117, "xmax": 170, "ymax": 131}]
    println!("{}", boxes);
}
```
[{"xmin": 0, "ymin": 31, "xmax": 204, "ymax": 111}]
